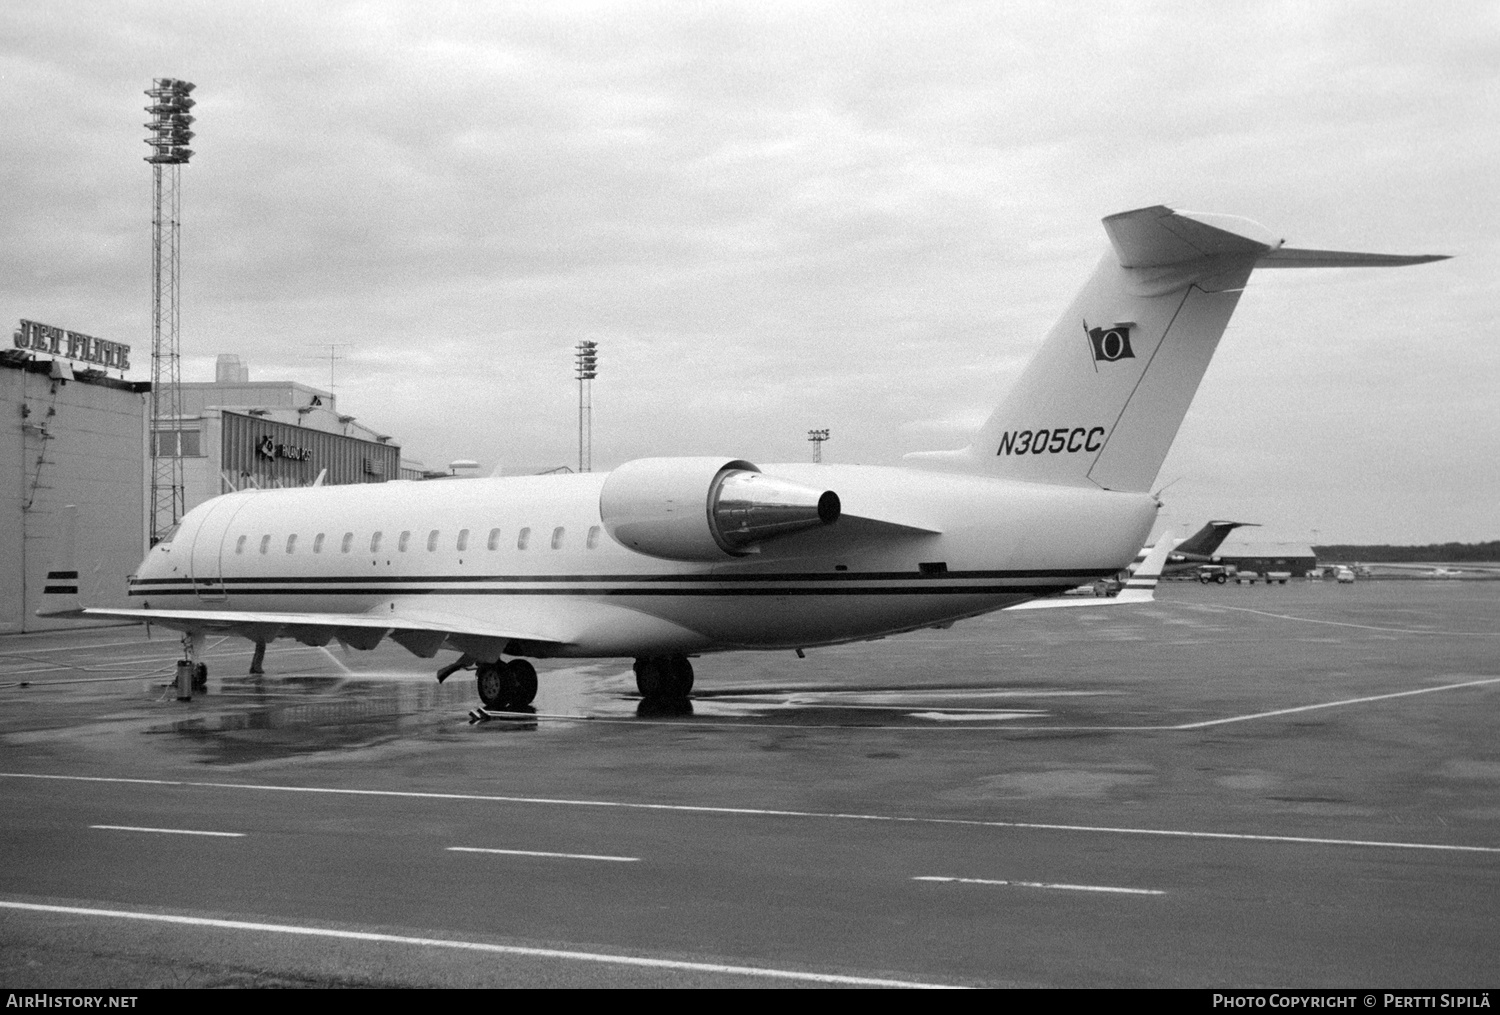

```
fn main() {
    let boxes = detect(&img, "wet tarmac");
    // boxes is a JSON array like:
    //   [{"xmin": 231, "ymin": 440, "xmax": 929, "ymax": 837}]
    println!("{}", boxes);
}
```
[{"xmin": 1, "ymin": 580, "xmax": 1497, "ymax": 987}]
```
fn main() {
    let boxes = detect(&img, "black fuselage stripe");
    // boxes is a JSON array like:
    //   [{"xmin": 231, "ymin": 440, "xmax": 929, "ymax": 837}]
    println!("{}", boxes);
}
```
[
  {"xmin": 129, "ymin": 584, "xmax": 1078, "ymax": 599},
  {"xmin": 131, "ymin": 568, "xmax": 1109, "ymax": 587}
]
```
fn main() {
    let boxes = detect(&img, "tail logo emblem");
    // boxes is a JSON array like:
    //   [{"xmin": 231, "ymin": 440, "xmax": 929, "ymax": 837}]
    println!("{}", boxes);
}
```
[{"xmin": 1086, "ymin": 322, "xmax": 1135, "ymax": 363}]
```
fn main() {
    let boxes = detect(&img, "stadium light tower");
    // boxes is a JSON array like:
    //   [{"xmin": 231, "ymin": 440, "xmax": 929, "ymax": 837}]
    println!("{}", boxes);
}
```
[
  {"xmin": 574, "ymin": 340, "xmax": 598, "ymax": 472},
  {"xmin": 144, "ymin": 77, "xmax": 196, "ymax": 544},
  {"xmin": 807, "ymin": 428, "xmax": 829, "ymax": 463}
]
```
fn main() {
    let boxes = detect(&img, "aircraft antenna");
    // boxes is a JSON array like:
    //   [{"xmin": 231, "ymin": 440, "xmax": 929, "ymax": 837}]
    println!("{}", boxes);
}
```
[
  {"xmin": 574, "ymin": 341, "xmax": 598, "ymax": 472},
  {"xmin": 145, "ymin": 77, "xmax": 196, "ymax": 546},
  {"xmin": 807, "ymin": 428, "xmax": 830, "ymax": 463}
]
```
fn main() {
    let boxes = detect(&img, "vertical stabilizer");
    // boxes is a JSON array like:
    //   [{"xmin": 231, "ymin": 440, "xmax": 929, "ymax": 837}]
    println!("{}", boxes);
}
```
[{"xmin": 906, "ymin": 206, "xmax": 1446, "ymax": 492}]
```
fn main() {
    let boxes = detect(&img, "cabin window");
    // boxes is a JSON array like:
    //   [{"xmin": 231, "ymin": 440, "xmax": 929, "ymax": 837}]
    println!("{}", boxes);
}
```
[
  {"xmin": 313, "ymin": 533, "xmax": 325, "ymax": 553},
  {"xmin": 341, "ymin": 532, "xmax": 353, "ymax": 553},
  {"xmin": 456, "ymin": 529, "xmax": 469, "ymax": 552},
  {"xmin": 487, "ymin": 528, "xmax": 501, "ymax": 551},
  {"xmin": 235, "ymin": 535, "xmax": 247, "ymax": 555},
  {"xmin": 285, "ymin": 534, "xmax": 297, "ymax": 554},
  {"xmin": 398, "ymin": 530, "xmax": 411, "ymax": 552},
  {"xmin": 551, "ymin": 527, "xmax": 565, "ymax": 549},
  {"xmin": 259, "ymin": 534, "xmax": 271, "ymax": 555},
  {"xmin": 427, "ymin": 529, "xmax": 440, "ymax": 552},
  {"xmin": 517, "ymin": 527, "xmax": 530, "ymax": 550},
  {"xmin": 586, "ymin": 526, "xmax": 600, "ymax": 549},
  {"xmin": 370, "ymin": 531, "xmax": 383, "ymax": 553}
]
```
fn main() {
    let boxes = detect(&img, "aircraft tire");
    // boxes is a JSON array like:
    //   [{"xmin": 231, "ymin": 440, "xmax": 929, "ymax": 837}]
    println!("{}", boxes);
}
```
[
  {"xmin": 193, "ymin": 662, "xmax": 208, "ymax": 689},
  {"xmin": 634, "ymin": 656, "xmax": 693, "ymax": 700},
  {"xmin": 634, "ymin": 657, "xmax": 669, "ymax": 699},
  {"xmin": 666, "ymin": 655, "xmax": 694, "ymax": 696},
  {"xmin": 505, "ymin": 659, "xmax": 538, "ymax": 707},
  {"xmin": 476, "ymin": 662, "xmax": 513, "ymax": 709}
]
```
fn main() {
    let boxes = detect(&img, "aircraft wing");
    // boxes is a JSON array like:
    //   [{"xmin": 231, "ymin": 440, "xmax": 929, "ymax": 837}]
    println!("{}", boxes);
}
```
[
  {"xmin": 79, "ymin": 601, "xmax": 571, "ymax": 660},
  {"xmin": 1009, "ymin": 530, "xmax": 1173, "ymax": 610},
  {"xmin": 76, "ymin": 594, "xmax": 715, "ymax": 662}
]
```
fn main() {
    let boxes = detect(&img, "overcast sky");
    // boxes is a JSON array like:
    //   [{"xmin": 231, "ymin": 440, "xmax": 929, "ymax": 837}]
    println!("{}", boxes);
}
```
[{"xmin": 4, "ymin": 1, "xmax": 1495, "ymax": 543}]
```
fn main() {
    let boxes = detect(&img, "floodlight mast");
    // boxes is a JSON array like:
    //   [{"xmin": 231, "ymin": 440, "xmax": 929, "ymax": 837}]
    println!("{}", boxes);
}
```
[
  {"xmin": 807, "ymin": 428, "xmax": 829, "ymax": 464},
  {"xmin": 145, "ymin": 77, "xmax": 196, "ymax": 545},
  {"xmin": 574, "ymin": 340, "xmax": 598, "ymax": 472}
]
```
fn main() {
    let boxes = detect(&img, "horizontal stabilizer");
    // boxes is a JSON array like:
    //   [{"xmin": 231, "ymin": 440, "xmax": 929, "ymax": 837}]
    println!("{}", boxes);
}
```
[
  {"xmin": 1257, "ymin": 247, "xmax": 1449, "ymax": 269},
  {"xmin": 1104, "ymin": 206, "xmax": 1276, "ymax": 267}
]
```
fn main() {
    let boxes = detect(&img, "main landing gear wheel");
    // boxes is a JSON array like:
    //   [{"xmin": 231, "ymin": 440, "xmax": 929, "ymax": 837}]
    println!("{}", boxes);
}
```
[
  {"xmin": 633, "ymin": 655, "xmax": 693, "ymax": 700},
  {"xmin": 192, "ymin": 662, "xmax": 208, "ymax": 689},
  {"xmin": 476, "ymin": 659, "xmax": 539, "ymax": 710}
]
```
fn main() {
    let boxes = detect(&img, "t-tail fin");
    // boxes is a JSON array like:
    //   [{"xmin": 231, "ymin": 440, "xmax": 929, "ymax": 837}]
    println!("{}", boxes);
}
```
[{"xmin": 907, "ymin": 206, "xmax": 1446, "ymax": 491}]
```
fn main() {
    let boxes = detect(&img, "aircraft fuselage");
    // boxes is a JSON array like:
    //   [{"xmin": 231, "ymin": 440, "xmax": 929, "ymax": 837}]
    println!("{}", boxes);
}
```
[{"xmin": 130, "ymin": 463, "xmax": 1157, "ymax": 658}]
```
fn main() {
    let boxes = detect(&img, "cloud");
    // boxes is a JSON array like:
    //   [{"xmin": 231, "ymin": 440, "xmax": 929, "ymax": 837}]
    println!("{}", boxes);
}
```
[{"xmin": 2, "ymin": 0, "xmax": 1495, "ymax": 541}]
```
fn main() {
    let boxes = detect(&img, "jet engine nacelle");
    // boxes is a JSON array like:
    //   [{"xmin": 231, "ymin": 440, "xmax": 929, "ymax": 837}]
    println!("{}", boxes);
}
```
[{"xmin": 599, "ymin": 457, "xmax": 841, "ymax": 562}]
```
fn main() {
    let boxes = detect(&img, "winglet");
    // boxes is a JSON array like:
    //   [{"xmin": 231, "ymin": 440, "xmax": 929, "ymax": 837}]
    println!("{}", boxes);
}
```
[{"xmin": 1112, "ymin": 530, "xmax": 1173, "ymax": 603}]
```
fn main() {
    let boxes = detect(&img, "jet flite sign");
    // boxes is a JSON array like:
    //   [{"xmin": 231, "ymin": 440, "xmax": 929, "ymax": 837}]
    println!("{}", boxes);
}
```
[{"xmin": 13, "ymin": 319, "xmax": 132, "ymax": 371}]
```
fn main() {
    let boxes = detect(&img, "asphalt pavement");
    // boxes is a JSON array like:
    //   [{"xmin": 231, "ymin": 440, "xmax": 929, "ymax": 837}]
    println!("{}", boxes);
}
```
[{"xmin": 2, "ymin": 580, "xmax": 1497, "ymax": 987}]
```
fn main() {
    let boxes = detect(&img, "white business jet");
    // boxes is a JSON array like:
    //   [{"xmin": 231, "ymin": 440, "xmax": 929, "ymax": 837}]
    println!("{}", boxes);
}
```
[{"xmin": 47, "ymin": 206, "xmax": 1444, "ymax": 708}]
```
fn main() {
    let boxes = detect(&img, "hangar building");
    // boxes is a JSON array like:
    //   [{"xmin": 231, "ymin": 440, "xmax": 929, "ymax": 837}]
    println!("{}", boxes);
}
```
[
  {"xmin": 1, "ymin": 350, "xmax": 149, "ymax": 632},
  {"xmin": 1212, "ymin": 539, "xmax": 1318, "ymax": 581},
  {"xmin": 173, "ymin": 356, "xmax": 405, "ymax": 512},
  {"xmin": 3, "ymin": 332, "xmax": 418, "ymax": 632}
]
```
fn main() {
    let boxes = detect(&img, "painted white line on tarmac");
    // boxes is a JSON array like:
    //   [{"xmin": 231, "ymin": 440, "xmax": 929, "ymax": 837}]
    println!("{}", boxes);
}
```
[
  {"xmin": 1172, "ymin": 677, "xmax": 1500, "ymax": 730},
  {"xmin": 0, "ymin": 900, "xmax": 960, "ymax": 988},
  {"xmin": 1181, "ymin": 603, "xmax": 1500, "ymax": 637},
  {"xmin": 0, "ymin": 638, "xmax": 166, "ymax": 655},
  {"xmin": 90, "ymin": 824, "xmax": 245, "ymax": 838},
  {"xmin": 906, "ymin": 711, "xmax": 1045, "ymax": 722},
  {"xmin": 448, "ymin": 846, "xmax": 639, "ymax": 862},
  {"xmin": 8, "ymin": 772, "xmax": 1498, "ymax": 854},
  {"xmin": 914, "ymin": 876, "xmax": 1164, "ymax": 896}
]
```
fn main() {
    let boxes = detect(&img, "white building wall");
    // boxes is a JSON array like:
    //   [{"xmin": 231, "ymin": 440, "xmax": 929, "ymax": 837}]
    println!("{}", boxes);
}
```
[{"xmin": 1, "ymin": 359, "xmax": 148, "ymax": 632}]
